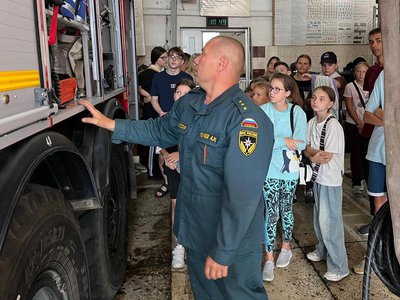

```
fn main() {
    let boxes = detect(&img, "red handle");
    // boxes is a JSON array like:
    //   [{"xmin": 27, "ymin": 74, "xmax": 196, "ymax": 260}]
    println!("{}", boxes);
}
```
[{"xmin": 48, "ymin": 6, "xmax": 60, "ymax": 46}]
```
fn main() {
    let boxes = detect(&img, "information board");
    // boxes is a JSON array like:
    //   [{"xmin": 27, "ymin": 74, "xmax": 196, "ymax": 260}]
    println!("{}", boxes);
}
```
[
  {"xmin": 200, "ymin": 0, "xmax": 251, "ymax": 17},
  {"xmin": 275, "ymin": 0, "xmax": 376, "ymax": 45}
]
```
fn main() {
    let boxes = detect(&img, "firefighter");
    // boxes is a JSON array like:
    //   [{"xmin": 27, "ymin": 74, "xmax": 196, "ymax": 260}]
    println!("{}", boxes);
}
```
[{"xmin": 80, "ymin": 36, "xmax": 274, "ymax": 300}]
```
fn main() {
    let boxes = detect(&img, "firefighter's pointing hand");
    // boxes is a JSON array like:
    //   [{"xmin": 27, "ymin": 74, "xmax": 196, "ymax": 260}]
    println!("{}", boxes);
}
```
[{"xmin": 79, "ymin": 100, "xmax": 116, "ymax": 131}]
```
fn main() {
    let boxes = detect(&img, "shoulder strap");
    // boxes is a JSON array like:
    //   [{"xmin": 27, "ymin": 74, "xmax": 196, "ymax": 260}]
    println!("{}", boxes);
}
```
[
  {"xmin": 311, "ymin": 115, "xmax": 334, "ymax": 182},
  {"xmin": 319, "ymin": 115, "xmax": 334, "ymax": 151},
  {"xmin": 290, "ymin": 104, "xmax": 295, "ymax": 134},
  {"xmin": 290, "ymin": 104, "xmax": 301, "ymax": 158},
  {"xmin": 352, "ymin": 81, "xmax": 366, "ymax": 108}
]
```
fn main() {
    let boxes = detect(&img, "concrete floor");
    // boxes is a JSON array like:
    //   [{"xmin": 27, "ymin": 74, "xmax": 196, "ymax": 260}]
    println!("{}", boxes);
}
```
[
  {"xmin": 171, "ymin": 178, "xmax": 397, "ymax": 300},
  {"xmin": 114, "ymin": 181, "xmax": 172, "ymax": 300},
  {"xmin": 116, "ymin": 169, "xmax": 398, "ymax": 300}
]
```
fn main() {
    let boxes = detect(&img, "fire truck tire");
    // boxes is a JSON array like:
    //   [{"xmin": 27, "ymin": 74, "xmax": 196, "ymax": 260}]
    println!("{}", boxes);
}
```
[
  {"xmin": 0, "ymin": 184, "xmax": 90, "ymax": 300},
  {"xmin": 80, "ymin": 144, "xmax": 128, "ymax": 299}
]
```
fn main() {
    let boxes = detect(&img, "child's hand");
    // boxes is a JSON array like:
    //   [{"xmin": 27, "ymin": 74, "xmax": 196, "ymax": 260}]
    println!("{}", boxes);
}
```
[
  {"xmin": 165, "ymin": 160, "xmax": 177, "ymax": 170},
  {"xmin": 166, "ymin": 152, "xmax": 180, "ymax": 164},
  {"xmin": 285, "ymin": 138, "xmax": 304, "ymax": 150},
  {"xmin": 160, "ymin": 149, "xmax": 170, "ymax": 159},
  {"xmin": 302, "ymin": 73, "xmax": 312, "ymax": 80},
  {"xmin": 357, "ymin": 122, "xmax": 365, "ymax": 134},
  {"xmin": 312, "ymin": 151, "xmax": 333, "ymax": 164}
]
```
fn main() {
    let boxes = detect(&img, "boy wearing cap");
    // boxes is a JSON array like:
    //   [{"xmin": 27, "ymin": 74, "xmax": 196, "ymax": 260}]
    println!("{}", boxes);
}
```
[{"xmin": 320, "ymin": 51, "xmax": 347, "ymax": 121}]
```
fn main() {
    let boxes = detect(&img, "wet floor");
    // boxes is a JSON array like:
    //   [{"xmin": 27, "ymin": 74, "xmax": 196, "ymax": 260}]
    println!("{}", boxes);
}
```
[{"xmin": 115, "ymin": 172, "xmax": 397, "ymax": 300}]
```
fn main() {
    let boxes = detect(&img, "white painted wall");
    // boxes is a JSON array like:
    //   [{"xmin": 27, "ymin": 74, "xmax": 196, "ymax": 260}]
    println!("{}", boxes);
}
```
[{"xmin": 139, "ymin": 0, "xmax": 372, "ymax": 74}]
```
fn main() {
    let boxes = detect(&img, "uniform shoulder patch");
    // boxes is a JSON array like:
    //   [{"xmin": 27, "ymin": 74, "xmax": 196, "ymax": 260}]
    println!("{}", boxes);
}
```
[
  {"xmin": 241, "ymin": 118, "xmax": 258, "ymax": 128},
  {"xmin": 239, "ymin": 130, "xmax": 258, "ymax": 156}
]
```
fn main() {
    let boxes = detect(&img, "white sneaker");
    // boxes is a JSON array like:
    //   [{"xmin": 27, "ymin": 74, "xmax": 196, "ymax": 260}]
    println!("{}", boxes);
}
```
[
  {"xmin": 172, "ymin": 245, "xmax": 185, "ymax": 269},
  {"xmin": 352, "ymin": 185, "xmax": 362, "ymax": 194},
  {"xmin": 262, "ymin": 260, "xmax": 275, "ymax": 282},
  {"xmin": 306, "ymin": 250, "xmax": 324, "ymax": 262},
  {"xmin": 276, "ymin": 249, "xmax": 292, "ymax": 268},
  {"xmin": 323, "ymin": 271, "xmax": 349, "ymax": 281},
  {"xmin": 360, "ymin": 180, "xmax": 367, "ymax": 191}
]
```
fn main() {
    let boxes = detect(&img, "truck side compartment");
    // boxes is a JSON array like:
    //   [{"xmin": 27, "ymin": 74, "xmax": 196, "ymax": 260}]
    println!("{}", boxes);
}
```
[{"xmin": 0, "ymin": 0, "xmax": 138, "ymax": 298}]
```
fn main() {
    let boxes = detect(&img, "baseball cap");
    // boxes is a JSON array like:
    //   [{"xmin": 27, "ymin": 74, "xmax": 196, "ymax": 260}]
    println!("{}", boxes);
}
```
[{"xmin": 320, "ymin": 51, "xmax": 337, "ymax": 64}]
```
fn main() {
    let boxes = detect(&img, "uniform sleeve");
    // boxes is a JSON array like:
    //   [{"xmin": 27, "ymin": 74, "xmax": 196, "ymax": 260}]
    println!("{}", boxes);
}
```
[
  {"xmin": 366, "ymin": 72, "xmax": 384, "ymax": 113},
  {"xmin": 209, "ymin": 112, "xmax": 274, "ymax": 266},
  {"xmin": 112, "ymin": 105, "xmax": 180, "ymax": 148}
]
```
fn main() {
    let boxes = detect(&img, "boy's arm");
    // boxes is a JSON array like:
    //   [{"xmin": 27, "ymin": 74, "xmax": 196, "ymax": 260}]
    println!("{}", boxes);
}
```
[{"xmin": 151, "ymin": 96, "xmax": 166, "ymax": 116}]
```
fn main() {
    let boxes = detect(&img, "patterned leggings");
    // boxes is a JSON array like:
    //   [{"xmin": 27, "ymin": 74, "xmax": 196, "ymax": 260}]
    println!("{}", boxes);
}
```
[{"xmin": 263, "ymin": 178, "xmax": 298, "ymax": 252}]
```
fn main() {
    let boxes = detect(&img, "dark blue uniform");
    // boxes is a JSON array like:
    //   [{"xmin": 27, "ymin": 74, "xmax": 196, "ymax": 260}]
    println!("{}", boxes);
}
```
[{"xmin": 112, "ymin": 84, "xmax": 274, "ymax": 299}]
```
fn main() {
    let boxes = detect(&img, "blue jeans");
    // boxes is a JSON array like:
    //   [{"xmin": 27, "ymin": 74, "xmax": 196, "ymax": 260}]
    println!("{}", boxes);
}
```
[{"xmin": 313, "ymin": 183, "xmax": 349, "ymax": 275}]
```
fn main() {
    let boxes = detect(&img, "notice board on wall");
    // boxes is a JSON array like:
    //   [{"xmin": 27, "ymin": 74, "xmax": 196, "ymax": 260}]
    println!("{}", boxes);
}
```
[
  {"xmin": 200, "ymin": 0, "xmax": 251, "ymax": 17},
  {"xmin": 275, "ymin": 0, "xmax": 376, "ymax": 45}
]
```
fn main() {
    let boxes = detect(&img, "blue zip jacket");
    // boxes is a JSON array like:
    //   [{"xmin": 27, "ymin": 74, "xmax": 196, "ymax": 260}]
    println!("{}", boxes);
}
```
[
  {"xmin": 112, "ymin": 84, "xmax": 274, "ymax": 266},
  {"xmin": 260, "ymin": 101, "xmax": 307, "ymax": 180}
]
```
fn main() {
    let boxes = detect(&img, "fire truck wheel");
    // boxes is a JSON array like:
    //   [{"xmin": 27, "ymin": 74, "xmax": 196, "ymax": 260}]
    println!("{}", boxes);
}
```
[
  {"xmin": 0, "ymin": 184, "xmax": 90, "ymax": 300},
  {"xmin": 80, "ymin": 144, "xmax": 128, "ymax": 299}
]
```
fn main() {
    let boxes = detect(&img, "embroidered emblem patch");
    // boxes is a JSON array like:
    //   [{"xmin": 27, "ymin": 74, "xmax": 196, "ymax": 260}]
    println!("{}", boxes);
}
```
[
  {"xmin": 241, "ymin": 118, "xmax": 258, "ymax": 128},
  {"xmin": 239, "ymin": 130, "xmax": 257, "ymax": 156}
]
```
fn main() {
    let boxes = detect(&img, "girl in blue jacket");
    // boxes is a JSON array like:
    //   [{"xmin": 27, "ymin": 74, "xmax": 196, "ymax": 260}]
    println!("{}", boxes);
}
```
[{"xmin": 260, "ymin": 73, "xmax": 307, "ymax": 281}]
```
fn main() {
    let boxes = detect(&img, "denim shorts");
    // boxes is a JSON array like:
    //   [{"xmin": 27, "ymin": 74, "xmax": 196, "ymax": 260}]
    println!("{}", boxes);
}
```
[{"xmin": 367, "ymin": 161, "xmax": 387, "ymax": 196}]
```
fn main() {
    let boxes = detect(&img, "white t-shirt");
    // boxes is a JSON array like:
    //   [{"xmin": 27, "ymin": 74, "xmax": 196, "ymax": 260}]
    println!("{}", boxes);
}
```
[
  {"xmin": 307, "ymin": 115, "xmax": 344, "ymax": 186},
  {"xmin": 343, "ymin": 81, "xmax": 369, "ymax": 125}
]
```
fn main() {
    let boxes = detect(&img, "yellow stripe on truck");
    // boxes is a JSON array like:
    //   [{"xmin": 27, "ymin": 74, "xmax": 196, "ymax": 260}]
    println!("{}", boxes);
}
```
[{"xmin": 0, "ymin": 70, "xmax": 40, "ymax": 92}]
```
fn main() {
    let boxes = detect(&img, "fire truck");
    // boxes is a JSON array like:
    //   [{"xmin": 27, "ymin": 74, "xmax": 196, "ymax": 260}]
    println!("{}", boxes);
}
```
[{"xmin": 0, "ymin": 0, "xmax": 138, "ymax": 299}]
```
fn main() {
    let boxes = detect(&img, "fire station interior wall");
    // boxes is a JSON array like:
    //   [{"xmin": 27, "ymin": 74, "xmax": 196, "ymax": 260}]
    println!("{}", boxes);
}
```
[{"xmin": 139, "ymin": 0, "xmax": 372, "ymax": 77}]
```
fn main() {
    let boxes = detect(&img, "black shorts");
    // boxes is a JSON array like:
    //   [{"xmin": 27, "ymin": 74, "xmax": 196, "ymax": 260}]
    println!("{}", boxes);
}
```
[{"xmin": 163, "ymin": 165, "xmax": 180, "ymax": 199}]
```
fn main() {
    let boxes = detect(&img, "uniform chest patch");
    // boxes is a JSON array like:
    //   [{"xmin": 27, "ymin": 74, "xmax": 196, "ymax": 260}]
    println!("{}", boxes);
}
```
[
  {"xmin": 241, "ymin": 118, "xmax": 258, "ymax": 128},
  {"xmin": 199, "ymin": 132, "xmax": 218, "ymax": 143},
  {"xmin": 239, "ymin": 130, "xmax": 257, "ymax": 156}
]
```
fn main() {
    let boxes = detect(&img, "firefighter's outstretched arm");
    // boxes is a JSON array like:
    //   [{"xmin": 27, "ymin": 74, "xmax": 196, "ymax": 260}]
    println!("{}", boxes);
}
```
[{"xmin": 79, "ymin": 100, "xmax": 116, "ymax": 131}]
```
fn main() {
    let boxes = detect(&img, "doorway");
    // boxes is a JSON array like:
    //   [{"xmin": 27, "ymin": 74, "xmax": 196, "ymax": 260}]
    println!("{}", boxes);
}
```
[{"xmin": 180, "ymin": 28, "xmax": 252, "ymax": 90}]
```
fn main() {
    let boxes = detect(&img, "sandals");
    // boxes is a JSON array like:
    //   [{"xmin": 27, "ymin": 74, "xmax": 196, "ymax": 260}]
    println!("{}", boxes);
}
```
[{"xmin": 155, "ymin": 183, "xmax": 168, "ymax": 198}]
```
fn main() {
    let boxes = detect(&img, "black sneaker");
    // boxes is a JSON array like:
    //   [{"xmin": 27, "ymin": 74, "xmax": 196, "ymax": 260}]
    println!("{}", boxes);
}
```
[{"xmin": 357, "ymin": 223, "xmax": 370, "ymax": 236}]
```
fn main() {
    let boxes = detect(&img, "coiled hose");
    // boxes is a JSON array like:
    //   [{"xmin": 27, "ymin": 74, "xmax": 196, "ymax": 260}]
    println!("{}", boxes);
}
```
[{"xmin": 362, "ymin": 201, "xmax": 400, "ymax": 299}]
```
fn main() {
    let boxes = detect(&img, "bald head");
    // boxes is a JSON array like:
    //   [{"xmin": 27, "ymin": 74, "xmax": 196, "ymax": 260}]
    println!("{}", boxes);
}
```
[
  {"xmin": 211, "ymin": 36, "xmax": 245, "ymax": 78},
  {"xmin": 194, "ymin": 36, "xmax": 246, "ymax": 100}
]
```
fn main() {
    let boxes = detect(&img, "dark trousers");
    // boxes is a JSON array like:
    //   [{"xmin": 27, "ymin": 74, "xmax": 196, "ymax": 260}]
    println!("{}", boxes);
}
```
[
  {"xmin": 345, "ymin": 123, "xmax": 369, "ymax": 186},
  {"xmin": 186, "ymin": 247, "xmax": 268, "ymax": 300},
  {"xmin": 345, "ymin": 123, "xmax": 375, "ymax": 215}
]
